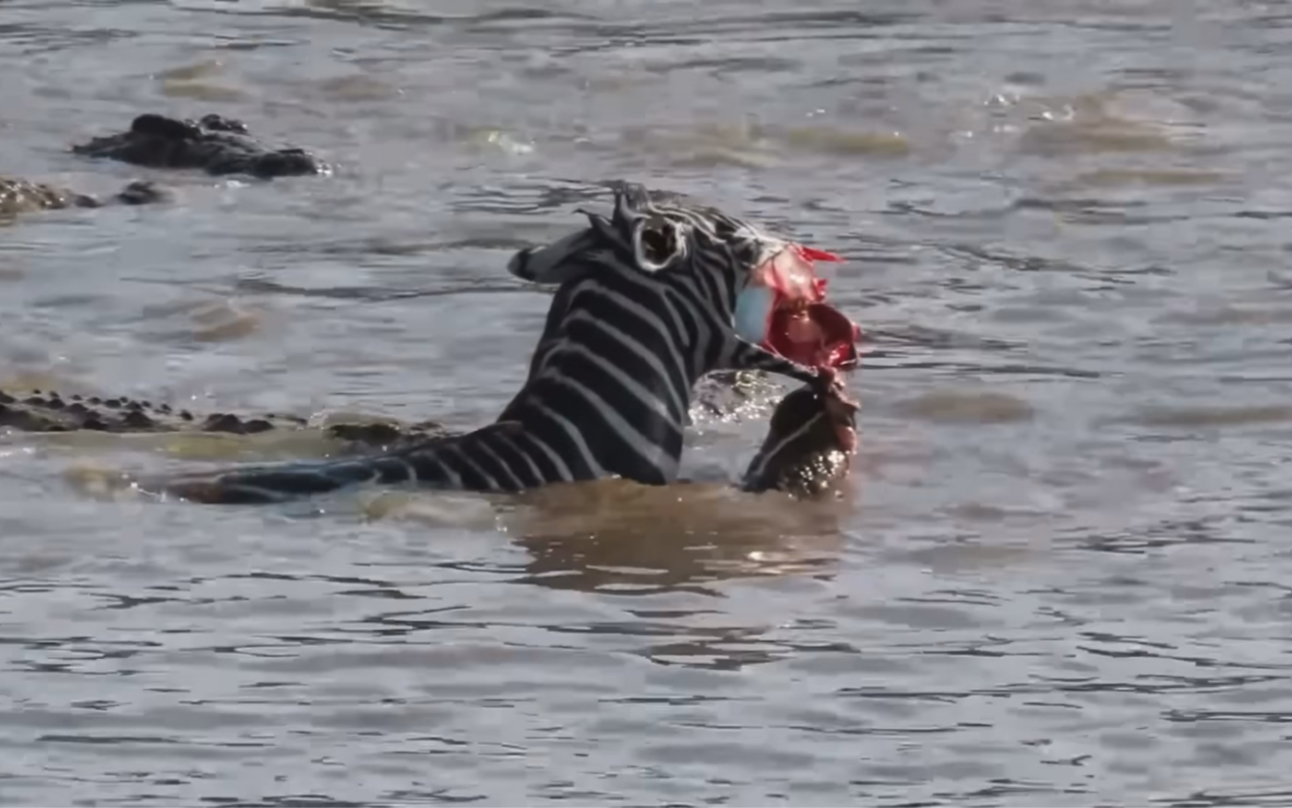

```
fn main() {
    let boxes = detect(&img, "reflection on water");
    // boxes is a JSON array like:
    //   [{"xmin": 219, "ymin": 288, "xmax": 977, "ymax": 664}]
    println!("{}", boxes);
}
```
[
  {"xmin": 503, "ymin": 480, "xmax": 842, "ymax": 594},
  {"xmin": 359, "ymin": 465, "xmax": 851, "ymax": 585},
  {"xmin": 2, "ymin": 0, "xmax": 1292, "ymax": 804}
]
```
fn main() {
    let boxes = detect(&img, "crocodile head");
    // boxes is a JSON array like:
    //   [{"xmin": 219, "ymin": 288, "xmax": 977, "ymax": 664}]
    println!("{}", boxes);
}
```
[
  {"xmin": 742, "ymin": 382, "xmax": 859, "ymax": 499},
  {"xmin": 71, "ymin": 112, "xmax": 328, "ymax": 179}
]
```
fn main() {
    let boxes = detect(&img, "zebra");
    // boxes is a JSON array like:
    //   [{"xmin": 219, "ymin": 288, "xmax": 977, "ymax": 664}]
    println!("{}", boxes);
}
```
[{"xmin": 142, "ymin": 182, "xmax": 861, "ymax": 505}]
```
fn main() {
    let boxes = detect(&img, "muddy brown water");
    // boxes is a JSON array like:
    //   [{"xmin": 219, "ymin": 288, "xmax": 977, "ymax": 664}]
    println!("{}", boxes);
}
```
[{"xmin": 2, "ymin": 1, "xmax": 1292, "ymax": 805}]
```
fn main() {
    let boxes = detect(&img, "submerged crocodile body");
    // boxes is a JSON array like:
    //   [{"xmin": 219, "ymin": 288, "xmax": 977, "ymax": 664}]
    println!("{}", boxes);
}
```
[
  {"xmin": 71, "ymin": 113, "xmax": 327, "ymax": 179},
  {"xmin": 0, "ymin": 177, "xmax": 167, "ymax": 218}
]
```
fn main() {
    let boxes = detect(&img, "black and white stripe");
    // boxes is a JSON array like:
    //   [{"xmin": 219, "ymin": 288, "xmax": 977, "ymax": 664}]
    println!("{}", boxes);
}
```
[{"xmin": 154, "ymin": 182, "xmax": 829, "ymax": 505}]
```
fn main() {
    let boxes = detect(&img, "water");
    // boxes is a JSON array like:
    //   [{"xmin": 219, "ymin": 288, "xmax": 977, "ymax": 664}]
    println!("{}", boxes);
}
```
[{"xmin": 2, "ymin": 0, "xmax": 1292, "ymax": 804}]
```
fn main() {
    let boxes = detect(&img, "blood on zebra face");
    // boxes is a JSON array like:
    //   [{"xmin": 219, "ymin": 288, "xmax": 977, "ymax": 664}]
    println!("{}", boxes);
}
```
[
  {"xmin": 506, "ymin": 181, "xmax": 861, "ymax": 371},
  {"xmin": 733, "ymin": 242, "xmax": 861, "ymax": 372}
]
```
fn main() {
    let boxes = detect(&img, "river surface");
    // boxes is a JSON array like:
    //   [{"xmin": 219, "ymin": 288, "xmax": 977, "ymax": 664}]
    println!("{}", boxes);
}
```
[{"xmin": 2, "ymin": 0, "xmax": 1292, "ymax": 805}]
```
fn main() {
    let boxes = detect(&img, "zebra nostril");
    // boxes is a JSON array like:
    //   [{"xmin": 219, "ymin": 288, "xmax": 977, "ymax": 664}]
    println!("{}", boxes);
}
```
[{"xmin": 508, "ymin": 247, "xmax": 534, "ymax": 281}]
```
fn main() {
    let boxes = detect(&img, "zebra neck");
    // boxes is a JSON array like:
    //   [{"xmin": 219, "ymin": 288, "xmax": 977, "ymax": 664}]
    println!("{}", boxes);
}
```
[
  {"xmin": 494, "ymin": 269, "xmax": 741, "ymax": 487},
  {"xmin": 399, "ymin": 374, "xmax": 688, "ymax": 491},
  {"xmin": 500, "ymin": 366, "xmax": 689, "ymax": 486}
]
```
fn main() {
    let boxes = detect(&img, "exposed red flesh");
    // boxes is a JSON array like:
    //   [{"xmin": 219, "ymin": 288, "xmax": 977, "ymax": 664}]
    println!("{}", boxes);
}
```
[
  {"xmin": 756, "ymin": 241, "xmax": 861, "ymax": 456},
  {"xmin": 797, "ymin": 246, "xmax": 843, "ymax": 263},
  {"xmin": 765, "ymin": 302, "xmax": 862, "ymax": 371},
  {"xmin": 752, "ymin": 243, "xmax": 861, "ymax": 372}
]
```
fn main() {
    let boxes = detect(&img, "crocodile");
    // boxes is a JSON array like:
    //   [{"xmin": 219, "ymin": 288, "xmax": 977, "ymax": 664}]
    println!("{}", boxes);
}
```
[
  {"xmin": 71, "ymin": 113, "xmax": 328, "ymax": 179},
  {"xmin": 0, "ymin": 177, "xmax": 168, "ymax": 219},
  {"xmin": 740, "ymin": 382, "xmax": 858, "ymax": 498},
  {"xmin": 0, "ymin": 387, "xmax": 448, "ymax": 450}
]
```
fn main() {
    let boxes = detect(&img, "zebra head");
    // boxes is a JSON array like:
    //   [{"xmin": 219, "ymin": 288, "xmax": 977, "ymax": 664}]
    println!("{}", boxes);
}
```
[{"xmin": 509, "ymin": 182, "xmax": 860, "ymax": 377}]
